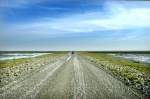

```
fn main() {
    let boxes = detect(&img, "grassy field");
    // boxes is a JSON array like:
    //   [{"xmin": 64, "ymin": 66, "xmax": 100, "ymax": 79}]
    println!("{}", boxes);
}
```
[
  {"xmin": 0, "ymin": 52, "xmax": 65, "ymax": 69},
  {"xmin": 81, "ymin": 52, "xmax": 150, "ymax": 96}
]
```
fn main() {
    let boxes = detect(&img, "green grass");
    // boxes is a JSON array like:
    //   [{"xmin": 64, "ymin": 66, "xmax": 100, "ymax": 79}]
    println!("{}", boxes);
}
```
[
  {"xmin": 0, "ymin": 52, "xmax": 66, "ymax": 69},
  {"xmin": 0, "ymin": 58, "xmax": 31, "ymax": 69},
  {"xmin": 81, "ymin": 52, "xmax": 150, "ymax": 95},
  {"xmin": 84, "ymin": 53, "xmax": 150, "ymax": 74}
]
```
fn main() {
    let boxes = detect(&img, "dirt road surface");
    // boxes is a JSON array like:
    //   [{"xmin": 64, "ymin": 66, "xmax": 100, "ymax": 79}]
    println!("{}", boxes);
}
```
[{"xmin": 0, "ymin": 53, "xmax": 143, "ymax": 99}]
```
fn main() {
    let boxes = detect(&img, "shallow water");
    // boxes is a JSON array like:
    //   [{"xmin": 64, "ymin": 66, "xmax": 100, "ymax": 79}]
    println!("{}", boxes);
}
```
[
  {"xmin": 109, "ymin": 53, "xmax": 150, "ymax": 64},
  {"xmin": 0, "ymin": 53, "xmax": 50, "ymax": 61}
]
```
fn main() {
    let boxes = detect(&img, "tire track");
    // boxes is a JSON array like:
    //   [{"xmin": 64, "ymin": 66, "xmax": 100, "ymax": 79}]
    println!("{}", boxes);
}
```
[
  {"xmin": 35, "ymin": 55, "xmax": 74, "ymax": 99},
  {"xmin": 73, "ymin": 55, "xmax": 86, "ymax": 99}
]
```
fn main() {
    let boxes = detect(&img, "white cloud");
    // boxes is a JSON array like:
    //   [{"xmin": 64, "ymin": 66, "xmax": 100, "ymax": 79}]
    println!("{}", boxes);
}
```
[
  {"xmin": 2, "ymin": 1, "xmax": 150, "ymax": 38},
  {"xmin": 10, "ymin": 8, "xmax": 150, "ymax": 33},
  {"xmin": 1, "ymin": 1, "xmax": 150, "ymax": 50}
]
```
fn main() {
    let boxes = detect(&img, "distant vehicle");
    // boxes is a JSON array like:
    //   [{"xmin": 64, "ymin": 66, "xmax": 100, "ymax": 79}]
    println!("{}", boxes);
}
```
[{"xmin": 71, "ymin": 51, "xmax": 74, "ymax": 54}]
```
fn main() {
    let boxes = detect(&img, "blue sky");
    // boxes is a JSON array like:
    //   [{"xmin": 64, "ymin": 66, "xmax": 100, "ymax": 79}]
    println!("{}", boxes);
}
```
[{"xmin": 0, "ymin": 0, "xmax": 150, "ymax": 51}]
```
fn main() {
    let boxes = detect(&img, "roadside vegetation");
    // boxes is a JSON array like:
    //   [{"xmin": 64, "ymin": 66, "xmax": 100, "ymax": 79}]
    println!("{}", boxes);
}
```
[
  {"xmin": 81, "ymin": 52, "xmax": 150, "ymax": 96},
  {"xmin": 0, "ymin": 52, "xmax": 65, "ymax": 69},
  {"xmin": 0, "ymin": 52, "xmax": 66, "ymax": 87}
]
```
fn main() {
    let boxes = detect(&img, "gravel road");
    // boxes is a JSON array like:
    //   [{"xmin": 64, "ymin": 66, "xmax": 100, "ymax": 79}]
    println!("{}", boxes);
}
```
[{"xmin": 0, "ymin": 53, "xmax": 143, "ymax": 99}]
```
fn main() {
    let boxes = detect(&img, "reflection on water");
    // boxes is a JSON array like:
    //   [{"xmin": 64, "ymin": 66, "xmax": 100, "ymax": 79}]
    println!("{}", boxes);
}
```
[
  {"xmin": 109, "ymin": 53, "xmax": 150, "ymax": 64},
  {"xmin": 0, "ymin": 53, "xmax": 50, "ymax": 61}
]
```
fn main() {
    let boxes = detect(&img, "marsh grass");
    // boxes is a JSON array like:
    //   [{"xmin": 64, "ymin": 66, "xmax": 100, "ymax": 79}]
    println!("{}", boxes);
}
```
[
  {"xmin": 82, "ymin": 52, "xmax": 150, "ymax": 96},
  {"xmin": 0, "ymin": 53, "xmax": 65, "ymax": 69},
  {"xmin": 85, "ymin": 53, "xmax": 150, "ymax": 74}
]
